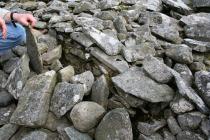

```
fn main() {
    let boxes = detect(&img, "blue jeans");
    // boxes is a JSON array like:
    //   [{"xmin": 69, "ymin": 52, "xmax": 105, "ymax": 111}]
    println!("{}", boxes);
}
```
[{"xmin": 0, "ymin": 22, "xmax": 26, "ymax": 53}]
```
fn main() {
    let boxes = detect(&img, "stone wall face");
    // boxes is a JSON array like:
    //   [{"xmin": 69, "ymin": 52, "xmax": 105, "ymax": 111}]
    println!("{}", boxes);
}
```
[{"xmin": 0, "ymin": 0, "xmax": 210, "ymax": 140}]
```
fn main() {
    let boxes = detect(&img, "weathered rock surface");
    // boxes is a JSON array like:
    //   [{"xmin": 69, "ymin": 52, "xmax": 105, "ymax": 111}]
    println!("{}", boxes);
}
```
[
  {"xmin": 112, "ymin": 67, "xmax": 175, "ymax": 103},
  {"xmin": 167, "ymin": 116, "xmax": 182, "ymax": 135},
  {"xmin": 4, "ymin": 54, "xmax": 30, "ymax": 99},
  {"xmin": 70, "ymin": 101, "xmax": 105, "ymax": 132},
  {"xmin": 0, "ymin": 104, "xmax": 16, "ymax": 125},
  {"xmin": 70, "ymin": 71, "xmax": 94, "ymax": 95},
  {"xmin": 0, "ymin": 89, "xmax": 14, "ymax": 107},
  {"xmin": 143, "ymin": 55, "xmax": 173, "ymax": 83},
  {"xmin": 58, "ymin": 126, "xmax": 92, "ymax": 140},
  {"xmin": 95, "ymin": 108, "xmax": 133, "ymax": 140},
  {"xmin": 0, "ymin": 124, "xmax": 19, "ymax": 140},
  {"xmin": 50, "ymin": 82, "xmax": 85, "ymax": 118},
  {"xmin": 10, "ymin": 71, "xmax": 57, "ymax": 126}
]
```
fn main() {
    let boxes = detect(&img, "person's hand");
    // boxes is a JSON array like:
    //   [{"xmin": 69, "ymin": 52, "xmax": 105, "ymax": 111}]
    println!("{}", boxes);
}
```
[
  {"xmin": 0, "ymin": 17, "xmax": 7, "ymax": 39},
  {"xmin": 13, "ymin": 13, "xmax": 36, "ymax": 27}
]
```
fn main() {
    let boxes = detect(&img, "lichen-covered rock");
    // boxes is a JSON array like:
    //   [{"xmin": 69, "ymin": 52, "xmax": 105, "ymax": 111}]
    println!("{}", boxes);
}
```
[
  {"xmin": 136, "ymin": 0, "xmax": 162, "ymax": 11},
  {"xmin": 4, "ymin": 54, "xmax": 30, "ymax": 99},
  {"xmin": 70, "ymin": 71, "xmax": 94, "ymax": 95},
  {"xmin": 166, "ymin": 44, "xmax": 193, "ymax": 64},
  {"xmin": 70, "ymin": 101, "xmax": 105, "ymax": 132},
  {"xmin": 192, "ymin": 0, "xmax": 210, "ymax": 8},
  {"xmin": 10, "ymin": 71, "xmax": 57, "ymax": 127},
  {"xmin": 112, "ymin": 67, "xmax": 175, "ymax": 103},
  {"xmin": 50, "ymin": 82, "xmax": 85, "ymax": 118},
  {"xmin": 84, "ymin": 27, "xmax": 123, "ymax": 55},
  {"xmin": 143, "ymin": 55, "xmax": 173, "ymax": 83},
  {"xmin": 167, "ymin": 116, "xmax": 182, "ymax": 135},
  {"xmin": 0, "ymin": 104, "xmax": 16, "ymax": 125},
  {"xmin": 138, "ymin": 133, "xmax": 163, "ymax": 140},
  {"xmin": 70, "ymin": 32, "xmax": 94, "ymax": 48},
  {"xmin": 95, "ymin": 108, "xmax": 133, "ymax": 140},
  {"xmin": 58, "ymin": 65, "xmax": 75, "ymax": 82},
  {"xmin": 184, "ymin": 38, "xmax": 210, "ymax": 53},
  {"xmin": 99, "ymin": 0, "xmax": 121, "ymax": 10},
  {"xmin": 176, "ymin": 131, "xmax": 205, "ymax": 140}
]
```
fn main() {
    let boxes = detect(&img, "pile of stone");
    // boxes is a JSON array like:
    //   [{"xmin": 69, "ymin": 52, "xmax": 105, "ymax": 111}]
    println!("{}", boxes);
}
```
[{"xmin": 0, "ymin": 0, "xmax": 210, "ymax": 139}]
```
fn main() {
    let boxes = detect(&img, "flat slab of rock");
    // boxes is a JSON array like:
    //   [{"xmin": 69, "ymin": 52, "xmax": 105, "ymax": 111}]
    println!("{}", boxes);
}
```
[
  {"xmin": 58, "ymin": 126, "xmax": 92, "ymax": 140},
  {"xmin": 136, "ymin": 0, "xmax": 162, "ymax": 11},
  {"xmin": 70, "ymin": 32, "xmax": 94, "ymax": 48},
  {"xmin": 184, "ymin": 39, "xmax": 210, "ymax": 52},
  {"xmin": 192, "ymin": 0, "xmax": 210, "ymax": 8},
  {"xmin": 112, "ymin": 67, "xmax": 175, "ymax": 103},
  {"xmin": 99, "ymin": 0, "xmax": 121, "ymax": 10},
  {"xmin": 95, "ymin": 108, "xmax": 133, "ymax": 140},
  {"xmin": 70, "ymin": 101, "xmax": 105, "ymax": 132},
  {"xmin": 84, "ymin": 27, "xmax": 123, "ymax": 55},
  {"xmin": 10, "ymin": 71, "xmax": 57, "ymax": 127},
  {"xmin": 4, "ymin": 54, "xmax": 30, "ymax": 99},
  {"xmin": 75, "ymin": 16, "xmax": 104, "ymax": 30},
  {"xmin": 162, "ymin": 0, "xmax": 192, "ymax": 15},
  {"xmin": 50, "ymin": 82, "xmax": 85, "ymax": 118},
  {"xmin": 180, "ymin": 13, "xmax": 210, "ymax": 26},
  {"xmin": 91, "ymin": 48, "xmax": 129, "ymax": 73},
  {"xmin": 143, "ymin": 55, "xmax": 173, "ymax": 83}
]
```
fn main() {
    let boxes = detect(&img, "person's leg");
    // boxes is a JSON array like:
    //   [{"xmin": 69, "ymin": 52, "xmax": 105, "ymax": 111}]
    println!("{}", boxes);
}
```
[{"xmin": 0, "ymin": 22, "xmax": 26, "ymax": 53}]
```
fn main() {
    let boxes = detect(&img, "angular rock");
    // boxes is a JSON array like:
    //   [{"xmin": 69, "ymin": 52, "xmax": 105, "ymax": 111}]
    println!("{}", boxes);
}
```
[
  {"xmin": 177, "ymin": 113, "xmax": 202, "ymax": 130},
  {"xmin": 42, "ymin": 45, "xmax": 62, "ymax": 65},
  {"xmin": 4, "ymin": 54, "xmax": 30, "ymax": 99},
  {"xmin": 50, "ymin": 82, "xmax": 85, "ymax": 118},
  {"xmin": 0, "ymin": 124, "xmax": 19, "ymax": 140},
  {"xmin": 0, "ymin": 104, "xmax": 16, "ymax": 125},
  {"xmin": 3, "ymin": 57, "xmax": 19, "ymax": 74},
  {"xmin": 192, "ymin": 0, "xmax": 210, "ymax": 8},
  {"xmin": 122, "ymin": 45, "xmax": 156, "ymax": 62},
  {"xmin": 95, "ymin": 108, "xmax": 133, "ymax": 140},
  {"xmin": 70, "ymin": 101, "xmax": 105, "ymax": 132},
  {"xmin": 112, "ymin": 67, "xmax": 175, "ymax": 103},
  {"xmin": 137, "ymin": 119, "xmax": 166, "ymax": 136},
  {"xmin": 58, "ymin": 126, "xmax": 92, "ymax": 140},
  {"xmin": 180, "ymin": 13, "xmax": 210, "ymax": 26},
  {"xmin": 90, "ymin": 48, "xmax": 129, "ymax": 73},
  {"xmin": 121, "ymin": 0, "xmax": 137, "ymax": 5},
  {"xmin": 173, "ymin": 63, "xmax": 193, "ymax": 86},
  {"xmin": 113, "ymin": 16, "xmax": 127, "ymax": 33},
  {"xmin": 58, "ymin": 65, "xmax": 75, "ymax": 82},
  {"xmin": 84, "ymin": 27, "xmax": 123, "ymax": 55},
  {"xmin": 70, "ymin": 71, "xmax": 94, "ymax": 95},
  {"xmin": 149, "ymin": 13, "xmax": 182, "ymax": 44},
  {"xmin": 138, "ymin": 133, "xmax": 163, "ymax": 140},
  {"xmin": 162, "ymin": 0, "xmax": 192, "ymax": 15},
  {"xmin": 49, "ymin": 15, "xmax": 72, "ymax": 24},
  {"xmin": 99, "ymin": 0, "xmax": 121, "ymax": 10},
  {"xmin": 22, "ymin": 1, "xmax": 38, "ymax": 10},
  {"xmin": 91, "ymin": 75, "xmax": 109, "ymax": 108},
  {"xmin": 165, "ymin": 44, "xmax": 193, "ymax": 64},
  {"xmin": 195, "ymin": 71, "xmax": 210, "ymax": 108},
  {"xmin": 75, "ymin": 16, "xmax": 104, "ymax": 30},
  {"xmin": 44, "ymin": 112, "xmax": 70, "ymax": 132},
  {"xmin": 34, "ymin": 21, "xmax": 47, "ymax": 29},
  {"xmin": 170, "ymin": 95, "xmax": 194, "ymax": 114},
  {"xmin": 168, "ymin": 68, "xmax": 209, "ymax": 114},
  {"xmin": 70, "ymin": 32, "xmax": 94, "ymax": 48},
  {"xmin": 10, "ymin": 71, "xmax": 57, "ymax": 127},
  {"xmin": 136, "ymin": 0, "xmax": 162, "ymax": 11},
  {"xmin": 50, "ymin": 60, "xmax": 63, "ymax": 72},
  {"xmin": 167, "ymin": 116, "xmax": 182, "ymax": 135},
  {"xmin": 176, "ymin": 131, "xmax": 205, "ymax": 140},
  {"xmin": 184, "ymin": 24, "xmax": 210, "ymax": 41},
  {"xmin": 73, "ymin": 1, "xmax": 96, "ymax": 14},
  {"xmin": 0, "ymin": 89, "xmax": 14, "ymax": 107},
  {"xmin": 47, "ymin": 0, "xmax": 68, "ymax": 12},
  {"xmin": 52, "ymin": 22, "xmax": 73, "ymax": 33},
  {"xmin": 143, "ymin": 55, "xmax": 173, "ymax": 83},
  {"xmin": 190, "ymin": 62, "xmax": 206, "ymax": 72},
  {"xmin": 184, "ymin": 38, "xmax": 210, "ymax": 52}
]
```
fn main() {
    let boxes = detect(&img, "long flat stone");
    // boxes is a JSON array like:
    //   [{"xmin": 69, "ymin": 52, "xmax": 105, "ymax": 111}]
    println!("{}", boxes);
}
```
[
  {"xmin": 112, "ymin": 67, "xmax": 175, "ymax": 103},
  {"xmin": 10, "ymin": 70, "xmax": 57, "ymax": 127}
]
